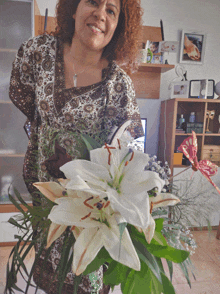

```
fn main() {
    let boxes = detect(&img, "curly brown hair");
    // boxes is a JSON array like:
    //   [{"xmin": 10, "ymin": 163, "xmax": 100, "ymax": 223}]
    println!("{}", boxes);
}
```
[{"xmin": 53, "ymin": 0, "xmax": 143, "ymax": 73}]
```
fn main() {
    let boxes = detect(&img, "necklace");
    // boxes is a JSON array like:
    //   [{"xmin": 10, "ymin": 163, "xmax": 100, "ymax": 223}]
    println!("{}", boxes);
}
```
[
  {"xmin": 66, "ymin": 53, "xmax": 101, "ymax": 87},
  {"xmin": 72, "ymin": 64, "xmax": 86, "ymax": 87}
]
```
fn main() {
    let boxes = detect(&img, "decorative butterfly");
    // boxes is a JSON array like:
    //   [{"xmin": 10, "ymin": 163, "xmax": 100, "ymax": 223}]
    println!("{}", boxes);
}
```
[{"xmin": 178, "ymin": 131, "xmax": 220, "ymax": 194}]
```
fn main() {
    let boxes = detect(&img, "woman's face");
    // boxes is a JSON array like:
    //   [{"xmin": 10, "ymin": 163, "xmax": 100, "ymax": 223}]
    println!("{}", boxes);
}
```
[{"xmin": 73, "ymin": 0, "xmax": 120, "ymax": 53}]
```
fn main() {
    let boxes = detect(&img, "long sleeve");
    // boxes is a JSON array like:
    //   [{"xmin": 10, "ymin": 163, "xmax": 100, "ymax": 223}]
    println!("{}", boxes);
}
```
[
  {"xmin": 108, "ymin": 68, "xmax": 144, "ymax": 139},
  {"xmin": 9, "ymin": 39, "xmax": 36, "ymax": 121},
  {"xmin": 122, "ymin": 75, "xmax": 144, "ymax": 139}
]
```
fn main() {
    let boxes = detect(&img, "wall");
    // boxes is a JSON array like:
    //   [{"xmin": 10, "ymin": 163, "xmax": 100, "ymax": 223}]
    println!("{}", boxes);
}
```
[
  {"xmin": 36, "ymin": 0, "xmax": 220, "ymax": 155},
  {"xmin": 139, "ymin": 0, "xmax": 220, "ymax": 155}
]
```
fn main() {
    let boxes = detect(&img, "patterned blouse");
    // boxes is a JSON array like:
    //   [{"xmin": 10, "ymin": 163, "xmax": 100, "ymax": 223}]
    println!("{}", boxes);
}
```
[{"xmin": 9, "ymin": 34, "xmax": 144, "ymax": 294}]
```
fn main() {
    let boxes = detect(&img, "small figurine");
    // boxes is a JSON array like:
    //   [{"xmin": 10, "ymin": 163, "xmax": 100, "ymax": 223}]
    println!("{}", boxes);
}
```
[{"xmin": 205, "ymin": 110, "xmax": 215, "ymax": 133}]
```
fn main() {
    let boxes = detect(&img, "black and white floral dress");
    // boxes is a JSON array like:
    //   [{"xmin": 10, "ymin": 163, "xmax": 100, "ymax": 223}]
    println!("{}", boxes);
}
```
[{"xmin": 9, "ymin": 34, "xmax": 144, "ymax": 294}]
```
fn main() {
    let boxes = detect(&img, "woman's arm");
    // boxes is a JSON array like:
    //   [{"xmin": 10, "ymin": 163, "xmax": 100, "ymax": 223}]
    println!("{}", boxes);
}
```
[{"xmin": 9, "ymin": 39, "xmax": 36, "ymax": 121}]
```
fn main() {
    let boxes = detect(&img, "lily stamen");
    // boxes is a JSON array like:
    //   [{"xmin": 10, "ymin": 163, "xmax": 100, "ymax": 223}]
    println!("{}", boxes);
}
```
[
  {"xmin": 129, "ymin": 151, "xmax": 134, "ymax": 161},
  {"xmin": 117, "ymin": 139, "xmax": 121, "ymax": 150},
  {"xmin": 83, "ymin": 196, "xmax": 94, "ymax": 209},
  {"xmin": 104, "ymin": 201, "xmax": 110, "ymax": 208},
  {"xmin": 81, "ymin": 212, "xmax": 92, "ymax": 220},
  {"xmin": 150, "ymin": 202, "xmax": 154, "ymax": 214},
  {"xmin": 104, "ymin": 143, "xmax": 116, "ymax": 165}
]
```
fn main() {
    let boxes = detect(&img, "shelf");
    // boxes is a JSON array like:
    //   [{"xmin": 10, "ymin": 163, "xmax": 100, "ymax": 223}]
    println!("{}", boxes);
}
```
[
  {"xmin": 175, "ymin": 133, "xmax": 203, "ymax": 136},
  {"xmin": 0, "ymin": 48, "xmax": 17, "ymax": 53},
  {"xmin": 0, "ymin": 101, "xmax": 12, "ymax": 104},
  {"xmin": 0, "ymin": 153, "xmax": 25, "ymax": 157},
  {"xmin": 158, "ymin": 98, "xmax": 220, "ymax": 172},
  {"xmin": 138, "ymin": 63, "xmax": 175, "ymax": 73},
  {"xmin": 173, "ymin": 165, "xmax": 190, "ymax": 168},
  {"xmin": 204, "ymin": 133, "xmax": 220, "ymax": 136},
  {"xmin": 0, "ymin": 203, "xmax": 32, "ymax": 213},
  {"xmin": 173, "ymin": 98, "xmax": 220, "ymax": 103}
]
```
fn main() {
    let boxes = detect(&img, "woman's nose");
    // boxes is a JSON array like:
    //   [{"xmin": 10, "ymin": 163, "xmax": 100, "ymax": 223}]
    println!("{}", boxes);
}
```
[{"xmin": 93, "ymin": 4, "xmax": 106, "ymax": 21}]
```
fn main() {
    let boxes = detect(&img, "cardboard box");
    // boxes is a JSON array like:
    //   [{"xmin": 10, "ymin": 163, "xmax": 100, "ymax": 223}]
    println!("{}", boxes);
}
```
[
  {"xmin": 173, "ymin": 153, "xmax": 183, "ymax": 165},
  {"xmin": 202, "ymin": 145, "xmax": 220, "ymax": 164}
]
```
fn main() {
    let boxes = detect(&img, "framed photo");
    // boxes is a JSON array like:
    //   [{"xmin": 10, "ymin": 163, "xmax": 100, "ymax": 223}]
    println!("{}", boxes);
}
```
[
  {"xmin": 189, "ymin": 79, "xmax": 215, "ymax": 99},
  {"xmin": 179, "ymin": 30, "xmax": 206, "ymax": 64},
  {"xmin": 151, "ymin": 53, "xmax": 163, "ymax": 64},
  {"xmin": 170, "ymin": 81, "xmax": 189, "ymax": 99}
]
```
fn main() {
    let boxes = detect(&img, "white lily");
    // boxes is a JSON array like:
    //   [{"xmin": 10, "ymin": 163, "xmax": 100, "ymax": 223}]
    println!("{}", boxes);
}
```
[
  {"xmin": 60, "ymin": 146, "xmax": 165, "ymax": 229},
  {"xmin": 33, "ymin": 178, "xmax": 87, "ymax": 246},
  {"xmin": 47, "ymin": 195, "xmax": 140, "ymax": 275},
  {"xmin": 141, "ymin": 193, "xmax": 180, "ymax": 244}
]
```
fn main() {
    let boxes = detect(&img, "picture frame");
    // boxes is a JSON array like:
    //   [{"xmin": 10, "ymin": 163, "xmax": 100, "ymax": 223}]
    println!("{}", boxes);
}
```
[
  {"xmin": 179, "ymin": 30, "xmax": 206, "ymax": 65},
  {"xmin": 189, "ymin": 79, "xmax": 215, "ymax": 99},
  {"xmin": 170, "ymin": 81, "xmax": 190, "ymax": 99},
  {"xmin": 151, "ymin": 53, "xmax": 163, "ymax": 64}
]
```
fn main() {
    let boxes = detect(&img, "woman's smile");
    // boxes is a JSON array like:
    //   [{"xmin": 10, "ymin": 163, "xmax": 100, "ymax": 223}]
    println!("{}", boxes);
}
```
[{"xmin": 72, "ymin": 0, "xmax": 120, "ymax": 52}]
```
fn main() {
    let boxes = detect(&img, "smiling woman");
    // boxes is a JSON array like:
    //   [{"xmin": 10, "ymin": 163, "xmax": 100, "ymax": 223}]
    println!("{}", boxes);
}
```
[{"xmin": 8, "ymin": 0, "xmax": 144, "ymax": 293}]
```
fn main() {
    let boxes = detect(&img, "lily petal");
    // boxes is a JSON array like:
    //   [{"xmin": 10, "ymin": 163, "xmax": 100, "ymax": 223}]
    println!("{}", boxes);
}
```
[
  {"xmin": 121, "ymin": 171, "xmax": 165, "ymax": 196},
  {"xmin": 106, "ymin": 189, "xmax": 150, "ymax": 228},
  {"xmin": 102, "ymin": 217, "xmax": 140, "ymax": 271},
  {"xmin": 62, "ymin": 175, "xmax": 91, "ymax": 191},
  {"xmin": 151, "ymin": 193, "xmax": 180, "ymax": 209},
  {"xmin": 33, "ymin": 182, "xmax": 68, "ymax": 202},
  {"xmin": 60, "ymin": 160, "xmax": 110, "ymax": 190},
  {"xmin": 46, "ymin": 222, "xmax": 67, "ymax": 248},
  {"xmin": 48, "ymin": 197, "xmax": 98, "ymax": 228},
  {"xmin": 142, "ymin": 215, "xmax": 155, "ymax": 244},
  {"xmin": 72, "ymin": 227, "xmax": 103, "ymax": 275}
]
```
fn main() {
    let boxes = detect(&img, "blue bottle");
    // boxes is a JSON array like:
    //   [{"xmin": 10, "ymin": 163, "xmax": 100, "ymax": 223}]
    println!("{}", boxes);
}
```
[{"xmin": 189, "ymin": 112, "xmax": 196, "ymax": 123}]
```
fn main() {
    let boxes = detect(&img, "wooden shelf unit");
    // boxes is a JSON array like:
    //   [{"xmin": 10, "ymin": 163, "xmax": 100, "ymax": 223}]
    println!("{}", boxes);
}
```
[{"xmin": 158, "ymin": 98, "xmax": 220, "ymax": 172}]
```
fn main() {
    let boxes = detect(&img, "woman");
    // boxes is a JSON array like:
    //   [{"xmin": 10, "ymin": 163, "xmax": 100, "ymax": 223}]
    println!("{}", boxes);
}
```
[{"xmin": 9, "ymin": 0, "xmax": 144, "ymax": 293}]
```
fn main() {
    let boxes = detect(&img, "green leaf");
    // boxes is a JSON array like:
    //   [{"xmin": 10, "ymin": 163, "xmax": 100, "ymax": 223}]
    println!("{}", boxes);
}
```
[
  {"xmin": 14, "ymin": 188, "xmax": 31, "ymax": 211},
  {"xmin": 166, "ymin": 259, "xmax": 173, "ymax": 282},
  {"xmin": 133, "ymin": 241, "xmax": 162, "ymax": 284},
  {"xmin": 83, "ymin": 247, "xmax": 112, "ymax": 275},
  {"xmin": 121, "ymin": 262, "xmax": 163, "ymax": 294},
  {"xmin": 152, "ymin": 231, "xmax": 168, "ymax": 246},
  {"xmin": 155, "ymin": 218, "xmax": 164, "ymax": 232},
  {"xmin": 8, "ymin": 217, "xmax": 27, "ymax": 230},
  {"xmin": 81, "ymin": 133, "xmax": 101, "ymax": 152},
  {"xmin": 8, "ymin": 193, "xmax": 26, "ymax": 216},
  {"xmin": 120, "ymin": 269, "xmax": 136, "ymax": 294},
  {"xmin": 74, "ymin": 275, "xmax": 83, "ymax": 294},
  {"xmin": 147, "ymin": 243, "xmax": 190, "ymax": 263},
  {"xmin": 103, "ymin": 260, "xmax": 131, "ymax": 287},
  {"xmin": 161, "ymin": 272, "xmax": 176, "ymax": 294},
  {"xmin": 178, "ymin": 262, "xmax": 191, "ymax": 288}
]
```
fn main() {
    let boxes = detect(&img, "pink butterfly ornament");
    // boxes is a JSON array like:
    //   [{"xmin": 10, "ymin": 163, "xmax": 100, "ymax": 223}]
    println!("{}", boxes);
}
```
[{"xmin": 178, "ymin": 131, "xmax": 220, "ymax": 194}]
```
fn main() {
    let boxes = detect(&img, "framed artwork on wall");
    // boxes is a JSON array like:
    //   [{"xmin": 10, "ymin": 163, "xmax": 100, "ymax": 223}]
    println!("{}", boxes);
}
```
[
  {"xmin": 179, "ymin": 30, "xmax": 206, "ymax": 65},
  {"xmin": 170, "ymin": 81, "xmax": 189, "ymax": 99}
]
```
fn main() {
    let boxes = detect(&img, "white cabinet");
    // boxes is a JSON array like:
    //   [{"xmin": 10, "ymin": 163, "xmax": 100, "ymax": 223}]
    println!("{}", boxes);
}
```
[{"xmin": 0, "ymin": 0, "xmax": 34, "ymax": 205}]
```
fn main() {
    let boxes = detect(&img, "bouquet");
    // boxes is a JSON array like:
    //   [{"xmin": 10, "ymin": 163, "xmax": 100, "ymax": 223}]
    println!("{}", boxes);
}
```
[{"xmin": 5, "ymin": 123, "xmax": 204, "ymax": 294}]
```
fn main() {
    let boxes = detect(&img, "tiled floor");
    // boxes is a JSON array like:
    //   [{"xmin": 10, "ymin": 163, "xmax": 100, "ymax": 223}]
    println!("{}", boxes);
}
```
[{"xmin": 0, "ymin": 230, "xmax": 220, "ymax": 294}]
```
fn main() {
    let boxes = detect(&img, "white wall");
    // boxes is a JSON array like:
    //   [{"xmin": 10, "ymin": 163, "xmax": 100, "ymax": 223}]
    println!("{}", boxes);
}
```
[
  {"xmin": 36, "ymin": 0, "xmax": 57, "ymax": 17},
  {"xmin": 36, "ymin": 0, "xmax": 220, "ymax": 155},
  {"xmin": 139, "ymin": 0, "xmax": 220, "ymax": 155}
]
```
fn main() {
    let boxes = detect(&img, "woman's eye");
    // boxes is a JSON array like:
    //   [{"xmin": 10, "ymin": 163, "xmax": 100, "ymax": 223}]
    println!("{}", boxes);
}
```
[
  {"xmin": 107, "ymin": 9, "xmax": 115, "ymax": 16},
  {"xmin": 87, "ymin": 0, "xmax": 98, "ymax": 6}
]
